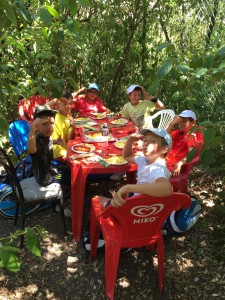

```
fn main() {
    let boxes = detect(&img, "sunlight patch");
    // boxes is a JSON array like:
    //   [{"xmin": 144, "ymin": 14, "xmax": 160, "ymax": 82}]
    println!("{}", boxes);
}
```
[
  {"xmin": 118, "ymin": 277, "xmax": 130, "ymax": 288},
  {"xmin": 203, "ymin": 200, "xmax": 215, "ymax": 207}
]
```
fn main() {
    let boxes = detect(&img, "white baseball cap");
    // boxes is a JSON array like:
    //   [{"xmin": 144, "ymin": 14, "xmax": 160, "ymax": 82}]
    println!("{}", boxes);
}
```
[
  {"xmin": 179, "ymin": 110, "xmax": 196, "ymax": 121},
  {"xmin": 127, "ymin": 84, "xmax": 143, "ymax": 94},
  {"xmin": 139, "ymin": 128, "xmax": 172, "ymax": 150}
]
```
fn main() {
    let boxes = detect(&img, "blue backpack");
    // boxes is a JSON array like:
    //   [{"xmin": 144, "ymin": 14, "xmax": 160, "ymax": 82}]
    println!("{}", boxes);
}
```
[{"xmin": 162, "ymin": 196, "xmax": 202, "ymax": 236}]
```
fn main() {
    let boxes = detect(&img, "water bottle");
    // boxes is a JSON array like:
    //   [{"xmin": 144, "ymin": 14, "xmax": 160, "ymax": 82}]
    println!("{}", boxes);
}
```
[{"xmin": 102, "ymin": 123, "xmax": 109, "ymax": 147}]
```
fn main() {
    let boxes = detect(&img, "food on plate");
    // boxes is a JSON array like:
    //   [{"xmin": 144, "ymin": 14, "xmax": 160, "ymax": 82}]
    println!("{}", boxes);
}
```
[
  {"xmin": 72, "ymin": 143, "xmax": 95, "ymax": 153},
  {"xmin": 105, "ymin": 155, "xmax": 127, "ymax": 165},
  {"xmin": 75, "ymin": 117, "xmax": 89, "ymax": 122},
  {"xmin": 86, "ymin": 132, "xmax": 102, "ymax": 139},
  {"xmin": 110, "ymin": 118, "xmax": 128, "ymax": 125},
  {"xmin": 91, "ymin": 112, "xmax": 106, "ymax": 119},
  {"xmin": 114, "ymin": 140, "xmax": 127, "ymax": 149}
]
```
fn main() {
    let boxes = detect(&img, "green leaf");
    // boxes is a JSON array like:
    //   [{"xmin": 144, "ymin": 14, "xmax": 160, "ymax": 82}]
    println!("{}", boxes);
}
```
[
  {"xmin": 203, "ymin": 127, "xmax": 217, "ymax": 145},
  {"xmin": 45, "ymin": 5, "xmax": 61, "ymax": 20},
  {"xmin": 156, "ymin": 43, "xmax": 172, "ymax": 53},
  {"xmin": 177, "ymin": 64, "xmax": 190, "ymax": 73},
  {"xmin": 77, "ymin": 0, "xmax": 90, "ymax": 6},
  {"xmin": 0, "ymin": 246, "xmax": 21, "ymax": 272},
  {"xmin": 25, "ymin": 228, "xmax": 41, "ymax": 257},
  {"xmin": 148, "ymin": 80, "xmax": 160, "ymax": 95},
  {"xmin": 68, "ymin": 0, "xmax": 78, "ymax": 16},
  {"xmin": 171, "ymin": 91, "xmax": 180, "ymax": 100},
  {"xmin": 187, "ymin": 148, "xmax": 198, "ymax": 162},
  {"xmin": 194, "ymin": 67, "xmax": 208, "ymax": 77},
  {"xmin": 39, "ymin": 7, "xmax": 52, "ymax": 27},
  {"xmin": 211, "ymin": 69, "xmax": 225, "ymax": 81},
  {"xmin": 1, "ymin": 0, "xmax": 17, "ymax": 28},
  {"xmin": 218, "ymin": 59, "xmax": 225, "ymax": 69},
  {"xmin": 37, "ymin": 86, "xmax": 48, "ymax": 97},
  {"xmin": 17, "ymin": 3, "xmax": 32, "ymax": 24},
  {"xmin": 156, "ymin": 61, "xmax": 173, "ymax": 79},
  {"xmin": 200, "ymin": 120, "xmax": 214, "ymax": 127},
  {"xmin": 200, "ymin": 149, "xmax": 213, "ymax": 168},
  {"xmin": 216, "ymin": 45, "xmax": 225, "ymax": 56},
  {"xmin": 0, "ymin": 116, "xmax": 9, "ymax": 133}
]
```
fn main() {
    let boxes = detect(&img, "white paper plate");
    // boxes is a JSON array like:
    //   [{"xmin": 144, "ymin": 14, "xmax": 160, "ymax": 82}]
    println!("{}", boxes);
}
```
[
  {"xmin": 71, "ymin": 143, "xmax": 95, "ymax": 154},
  {"xmin": 74, "ymin": 117, "xmax": 90, "ymax": 123}
]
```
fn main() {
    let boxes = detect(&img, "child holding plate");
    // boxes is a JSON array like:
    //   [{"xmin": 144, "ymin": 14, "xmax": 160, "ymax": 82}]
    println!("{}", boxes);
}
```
[{"xmin": 72, "ymin": 83, "xmax": 111, "ymax": 116}]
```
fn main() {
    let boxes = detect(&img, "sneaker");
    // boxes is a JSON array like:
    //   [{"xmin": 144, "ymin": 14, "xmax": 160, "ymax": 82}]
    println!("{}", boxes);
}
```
[{"xmin": 110, "ymin": 172, "xmax": 125, "ymax": 181}]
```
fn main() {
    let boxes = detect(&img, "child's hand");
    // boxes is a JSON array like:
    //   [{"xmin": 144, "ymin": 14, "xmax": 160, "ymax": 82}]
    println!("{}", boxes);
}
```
[
  {"xmin": 171, "ymin": 161, "xmax": 183, "ymax": 177},
  {"xmin": 55, "ymin": 135, "xmax": 65, "ymax": 147},
  {"xmin": 127, "ymin": 132, "xmax": 143, "ymax": 143},
  {"xmin": 111, "ymin": 186, "xmax": 129, "ymax": 207},
  {"xmin": 31, "ymin": 118, "xmax": 45, "ymax": 131}
]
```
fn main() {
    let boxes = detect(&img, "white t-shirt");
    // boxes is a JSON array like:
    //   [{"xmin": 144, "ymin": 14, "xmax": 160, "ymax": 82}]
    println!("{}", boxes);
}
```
[{"xmin": 134, "ymin": 156, "xmax": 171, "ymax": 196}]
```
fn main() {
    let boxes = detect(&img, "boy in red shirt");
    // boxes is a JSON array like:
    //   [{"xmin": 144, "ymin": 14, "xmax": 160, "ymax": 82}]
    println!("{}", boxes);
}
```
[
  {"xmin": 166, "ymin": 110, "xmax": 203, "ymax": 176},
  {"xmin": 72, "ymin": 83, "xmax": 110, "ymax": 116}
]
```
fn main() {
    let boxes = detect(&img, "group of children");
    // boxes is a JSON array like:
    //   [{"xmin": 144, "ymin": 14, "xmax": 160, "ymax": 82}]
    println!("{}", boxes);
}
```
[{"xmin": 27, "ymin": 83, "xmax": 202, "ymax": 212}]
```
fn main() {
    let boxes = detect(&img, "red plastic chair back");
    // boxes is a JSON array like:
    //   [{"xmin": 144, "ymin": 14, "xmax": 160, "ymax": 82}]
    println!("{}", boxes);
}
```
[
  {"xmin": 90, "ymin": 193, "xmax": 191, "ymax": 299},
  {"xmin": 100, "ymin": 193, "xmax": 191, "ymax": 248},
  {"xmin": 18, "ymin": 96, "xmax": 51, "ymax": 122}
]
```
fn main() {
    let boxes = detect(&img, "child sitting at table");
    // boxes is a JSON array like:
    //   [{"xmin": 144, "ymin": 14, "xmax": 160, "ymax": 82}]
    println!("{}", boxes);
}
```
[
  {"xmin": 121, "ymin": 84, "xmax": 165, "ymax": 130},
  {"xmin": 110, "ymin": 84, "xmax": 165, "ymax": 181},
  {"xmin": 72, "ymin": 83, "xmax": 111, "ymax": 116},
  {"xmin": 47, "ymin": 92, "xmax": 78, "ymax": 163},
  {"xmin": 99, "ymin": 128, "xmax": 172, "ymax": 208},
  {"xmin": 166, "ymin": 110, "xmax": 203, "ymax": 177}
]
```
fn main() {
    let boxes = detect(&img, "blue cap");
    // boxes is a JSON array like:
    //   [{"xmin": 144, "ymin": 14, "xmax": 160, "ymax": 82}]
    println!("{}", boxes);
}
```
[
  {"xmin": 139, "ymin": 128, "xmax": 172, "ymax": 150},
  {"xmin": 87, "ymin": 83, "xmax": 100, "ymax": 92}
]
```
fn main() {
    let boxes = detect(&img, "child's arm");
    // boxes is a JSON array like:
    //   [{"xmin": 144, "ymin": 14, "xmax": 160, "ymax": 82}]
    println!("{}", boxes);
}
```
[
  {"xmin": 171, "ymin": 146, "xmax": 194, "ymax": 177},
  {"xmin": 142, "ymin": 90, "xmax": 165, "ymax": 110},
  {"xmin": 27, "ymin": 118, "xmax": 43, "ymax": 154},
  {"xmin": 111, "ymin": 178, "xmax": 172, "ymax": 207},
  {"xmin": 72, "ymin": 87, "xmax": 87, "ymax": 98},
  {"xmin": 122, "ymin": 133, "xmax": 143, "ymax": 163}
]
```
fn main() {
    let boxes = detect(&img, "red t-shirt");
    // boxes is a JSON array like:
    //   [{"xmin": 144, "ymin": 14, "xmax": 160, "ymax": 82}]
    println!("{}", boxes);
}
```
[
  {"xmin": 72, "ymin": 94, "xmax": 107, "ymax": 116},
  {"xmin": 166, "ymin": 129, "xmax": 203, "ymax": 171}
]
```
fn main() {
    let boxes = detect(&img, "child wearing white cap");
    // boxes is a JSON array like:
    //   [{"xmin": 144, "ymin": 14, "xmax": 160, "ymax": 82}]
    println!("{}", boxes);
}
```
[
  {"xmin": 120, "ymin": 84, "xmax": 165, "ymax": 129},
  {"xmin": 166, "ymin": 110, "xmax": 203, "ymax": 176},
  {"xmin": 100, "ymin": 128, "xmax": 172, "ymax": 208}
]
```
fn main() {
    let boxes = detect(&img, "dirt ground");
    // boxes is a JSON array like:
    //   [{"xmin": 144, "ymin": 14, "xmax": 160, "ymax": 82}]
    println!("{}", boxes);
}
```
[{"xmin": 0, "ymin": 166, "xmax": 225, "ymax": 300}]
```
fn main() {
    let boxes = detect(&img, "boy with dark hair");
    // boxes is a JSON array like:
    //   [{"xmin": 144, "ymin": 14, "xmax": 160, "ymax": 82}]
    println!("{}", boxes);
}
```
[{"xmin": 28, "ymin": 105, "xmax": 71, "ymax": 188}]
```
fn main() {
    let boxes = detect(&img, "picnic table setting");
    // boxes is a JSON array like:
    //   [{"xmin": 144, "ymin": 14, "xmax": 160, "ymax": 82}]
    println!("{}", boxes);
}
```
[{"xmin": 67, "ymin": 111, "xmax": 142, "ymax": 241}]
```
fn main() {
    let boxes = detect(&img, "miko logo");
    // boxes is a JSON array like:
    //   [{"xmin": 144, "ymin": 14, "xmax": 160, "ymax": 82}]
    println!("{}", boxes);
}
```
[{"xmin": 130, "ymin": 204, "xmax": 164, "ymax": 224}]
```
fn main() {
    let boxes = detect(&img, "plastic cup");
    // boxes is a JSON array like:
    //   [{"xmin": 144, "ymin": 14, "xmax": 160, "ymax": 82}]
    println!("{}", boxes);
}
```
[{"xmin": 102, "ymin": 136, "xmax": 108, "ymax": 147}]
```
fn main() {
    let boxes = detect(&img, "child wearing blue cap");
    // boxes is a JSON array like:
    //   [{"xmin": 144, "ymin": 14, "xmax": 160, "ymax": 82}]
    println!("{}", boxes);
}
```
[{"xmin": 72, "ymin": 83, "xmax": 110, "ymax": 116}]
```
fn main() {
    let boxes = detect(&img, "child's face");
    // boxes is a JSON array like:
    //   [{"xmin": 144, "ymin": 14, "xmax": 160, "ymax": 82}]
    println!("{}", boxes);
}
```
[
  {"xmin": 37, "ymin": 116, "xmax": 55, "ymax": 137},
  {"xmin": 128, "ymin": 90, "xmax": 142, "ymax": 106},
  {"xmin": 87, "ymin": 89, "xmax": 99, "ymax": 101},
  {"xmin": 142, "ymin": 132, "xmax": 167, "ymax": 161},
  {"xmin": 58, "ymin": 97, "xmax": 72, "ymax": 116},
  {"xmin": 178, "ymin": 117, "xmax": 195, "ymax": 132}
]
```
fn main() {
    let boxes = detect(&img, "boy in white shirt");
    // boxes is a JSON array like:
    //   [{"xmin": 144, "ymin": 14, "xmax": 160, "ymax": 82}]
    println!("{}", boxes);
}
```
[{"xmin": 100, "ymin": 128, "xmax": 172, "ymax": 208}]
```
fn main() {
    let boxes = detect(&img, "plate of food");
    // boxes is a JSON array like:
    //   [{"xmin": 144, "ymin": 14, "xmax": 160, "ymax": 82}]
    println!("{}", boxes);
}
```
[
  {"xmin": 71, "ymin": 143, "xmax": 95, "ymax": 154},
  {"xmin": 105, "ymin": 155, "xmax": 127, "ymax": 165},
  {"xmin": 110, "ymin": 118, "xmax": 128, "ymax": 126},
  {"xmin": 74, "ymin": 117, "xmax": 90, "ymax": 123},
  {"xmin": 85, "ymin": 131, "xmax": 115, "ymax": 142},
  {"xmin": 91, "ymin": 112, "xmax": 106, "ymax": 120}
]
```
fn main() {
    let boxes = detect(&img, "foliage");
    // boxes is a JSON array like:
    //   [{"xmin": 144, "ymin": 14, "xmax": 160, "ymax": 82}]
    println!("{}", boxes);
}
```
[
  {"xmin": 0, "ymin": 225, "xmax": 46, "ymax": 272},
  {"xmin": 0, "ymin": 0, "xmax": 225, "ymax": 168}
]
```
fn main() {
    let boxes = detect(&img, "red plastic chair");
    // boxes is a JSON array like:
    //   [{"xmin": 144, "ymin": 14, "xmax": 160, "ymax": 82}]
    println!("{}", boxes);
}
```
[
  {"xmin": 90, "ymin": 193, "xmax": 191, "ymax": 300},
  {"xmin": 18, "ymin": 95, "xmax": 51, "ymax": 122},
  {"xmin": 169, "ymin": 128, "xmax": 204, "ymax": 193}
]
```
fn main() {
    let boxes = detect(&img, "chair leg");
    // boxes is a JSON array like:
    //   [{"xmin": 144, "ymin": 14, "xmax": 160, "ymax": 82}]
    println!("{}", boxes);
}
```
[
  {"xmin": 20, "ymin": 207, "xmax": 26, "ymax": 248},
  {"xmin": 14, "ymin": 203, "xmax": 19, "ymax": 226},
  {"xmin": 59, "ymin": 198, "xmax": 67, "ymax": 237},
  {"xmin": 157, "ymin": 235, "xmax": 164, "ymax": 292},
  {"xmin": 105, "ymin": 241, "xmax": 121, "ymax": 300},
  {"xmin": 90, "ymin": 218, "xmax": 101, "ymax": 260}
]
